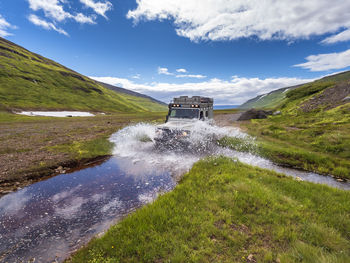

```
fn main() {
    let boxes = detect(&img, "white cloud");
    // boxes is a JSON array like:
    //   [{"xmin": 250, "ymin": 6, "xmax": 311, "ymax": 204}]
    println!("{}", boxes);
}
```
[
  {"xmin": 54, "ymin": 196, "xmax": 87, "ymax": 219},
  {"xmin": 159, "ymin": 67, "xmax": 206, "ymax": 78},
  {"xmin": 28, "ymin": 0, "xmax": 72, "ymax": 22},
  {"xmin": 80, "ymin": 0, "xmax": 113, "ymax": 19},
  {"xmin": 74, "ymin": 13, "xmax": 96, "ymax": 24},
  {"xmin": 127, "ymin": 0, "xmax": 350, "ymax": 42},
  {"xmin": 27, "ymin": 0, "xmax": 112, "ymax": 35},
  {"xmin": 322, "ymin": 29, "xmax": 350, "ymax": 44},
  {"xmin": 132, "ymin": 74, "xmax": 141, "ymax": 79},
  {"xmin": 28, "ymin": 14, "xmax": 69, "ymax": 36},
  {"xmin": 0, "ymin": 189, "xmax": 31, "ymax": 215},
  {"xmin": 294, "ymin": 49, "xmax": 350, "ymax": 71},
  {"xmin": 101, "ymin": 198, "xmax": 122, "ymax": 213},
  {"xmin": 0, "ymin": 15, "xmax": 17, "ymax": 37},
  {"xmin": 158, "ymin": 67, "xmax": 173, "ymax": 75},
  {"xmin": 176, "ymin": 74, "xmax": 207, "ymax": 79},
  {"xmin": 90, "ymin": 75, "xmax": 313, "ymax": 105}
]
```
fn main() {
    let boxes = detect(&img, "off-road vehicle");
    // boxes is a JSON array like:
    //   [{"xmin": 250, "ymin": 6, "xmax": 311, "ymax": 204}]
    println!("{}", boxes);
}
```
[{"xmin": 154, "ymin": 96, "xmax": 214, "ymax": 150}]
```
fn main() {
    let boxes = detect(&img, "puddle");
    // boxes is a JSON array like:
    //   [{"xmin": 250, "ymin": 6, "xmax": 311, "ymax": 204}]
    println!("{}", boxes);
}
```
[{"xmin": 0, "ymin": 121, "xmax": 349, "ymax": 262}]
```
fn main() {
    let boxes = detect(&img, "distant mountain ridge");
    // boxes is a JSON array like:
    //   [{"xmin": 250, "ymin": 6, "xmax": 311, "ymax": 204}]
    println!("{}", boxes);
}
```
[
  {"xmin": 97, "ymin": 81, "xmax": 166, "ymax": 106},
  {"xmin": 0, "ymin": 37, "xmax": 166, "ymax": 113}
]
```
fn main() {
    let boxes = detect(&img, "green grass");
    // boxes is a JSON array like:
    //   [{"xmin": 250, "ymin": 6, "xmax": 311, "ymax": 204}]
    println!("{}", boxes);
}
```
[
  {"xmin": 217, "ymin": 136, "xmax": 257, "ymax": 153},
  {"xmin": 284, "ymin": 82, "xmax": 334, "ymax": 102},
  {"xmin": 39, "ymin": 112, "xmax": 166, "ymax": 161},
  {"xmin": 0, "ymin": 111, "xmax": 50, "ymax": 122},
  {"xmin": 240, "ymin": 103, "xmax": 350, "ymax": 178},
  {"xmin": 319, "ymin": 71, "xmax": 350, "ymax": 83},
  {"xmin": 48, "ymin": 136, "xmax": 114, "ymax": 159},
  {"xmin": 0, "ymin": 37, "xmax": 166, "ymax": 113},
  {"xmin": 69, "ymin": 157, "xmax": 350, "ymax": 263},
  {"xmin": 235, "ymin": 71, "xmax": 350, "ymax": 179}
]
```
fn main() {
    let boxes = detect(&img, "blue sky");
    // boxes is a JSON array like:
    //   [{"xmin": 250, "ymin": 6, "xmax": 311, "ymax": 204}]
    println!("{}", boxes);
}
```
[{"xmin": 1, "ymin": 0, "xmax": 350, "ymax": 104}]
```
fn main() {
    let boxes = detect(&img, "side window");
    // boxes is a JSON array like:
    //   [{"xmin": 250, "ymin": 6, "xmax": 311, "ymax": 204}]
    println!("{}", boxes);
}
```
[
  {"xmin": 205, "ymin": 111, "xmax": 208, "ymax": 117},
  {"xmin": 200, "ymin": 111, "xmax": 204, "ymax": 120}
]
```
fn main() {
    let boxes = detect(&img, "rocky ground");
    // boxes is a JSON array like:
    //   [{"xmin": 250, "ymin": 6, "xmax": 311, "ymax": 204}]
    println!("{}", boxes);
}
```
[{"xmin": 300, "ymin": 81, "xmax": 350, "ymax": 112}]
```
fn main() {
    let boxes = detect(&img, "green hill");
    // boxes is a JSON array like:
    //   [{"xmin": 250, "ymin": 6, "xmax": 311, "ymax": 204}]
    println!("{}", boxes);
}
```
[
  {"xmin": 280, "ymin": 73, "xmax": 350, "ymax": 113},
  {"xmin": 239, "ymin": 71, "xmax": 350, "ymax": 110},
  {"xmin": 0, "ymin": 37, "xmax": 166, "ymax": 113},
  {"xmin": 239, "ymin": 85, "xmax": 302, "ymax": 109}
]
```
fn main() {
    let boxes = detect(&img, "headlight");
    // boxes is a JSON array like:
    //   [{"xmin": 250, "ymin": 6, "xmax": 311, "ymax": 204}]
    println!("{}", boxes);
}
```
[{"xmin": 182, "ymin": 131, "xmax": 188, "ymax": 136}]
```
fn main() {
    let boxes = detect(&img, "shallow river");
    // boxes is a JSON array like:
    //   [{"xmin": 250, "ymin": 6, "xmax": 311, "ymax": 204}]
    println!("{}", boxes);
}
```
[{"xmin": 0, "ymin": 122, "xmax": 349, "ymax": 262}]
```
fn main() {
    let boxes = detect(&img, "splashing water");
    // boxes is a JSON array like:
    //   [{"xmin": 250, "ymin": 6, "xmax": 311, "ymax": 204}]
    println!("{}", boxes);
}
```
[
  {"xmin": 110, "ymin": 121, "xmax": 350, "ymax": 190},
  {"xmin": 109, "ymin": 121, "xmax": 252, "ymax": 177}
]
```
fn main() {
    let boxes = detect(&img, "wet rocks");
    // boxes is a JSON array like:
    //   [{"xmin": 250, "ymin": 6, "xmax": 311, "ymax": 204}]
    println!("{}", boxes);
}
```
[
  {"xmin": 247, "ymin": 254, "xmax": 256, "ymax": 262},
  {"xmin": 55, "ymin": 166, "xmax": 66, "ymax": 174},
  {"xmin": 0, "ymin": 190, "xmax": 13, "ymax": 194},
  {"xmin": 342, "ymin": 96, "xmax": 350, "ymax": 102},
  {"xmin": 238, "ymin": 109, "xmax": 273, "ymax": 121}
]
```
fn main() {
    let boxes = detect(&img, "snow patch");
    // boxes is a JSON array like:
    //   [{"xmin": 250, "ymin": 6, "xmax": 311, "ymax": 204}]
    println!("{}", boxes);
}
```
[{"xmin": 16, "ymin": 111, "xmax": 95, "ymax": 117}]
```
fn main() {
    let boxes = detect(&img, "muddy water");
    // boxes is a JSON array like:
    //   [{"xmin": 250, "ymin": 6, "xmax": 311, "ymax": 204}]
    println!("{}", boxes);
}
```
[{"xmin": 0, "ymin": 122, "xmax": 349, "ymax": 262}]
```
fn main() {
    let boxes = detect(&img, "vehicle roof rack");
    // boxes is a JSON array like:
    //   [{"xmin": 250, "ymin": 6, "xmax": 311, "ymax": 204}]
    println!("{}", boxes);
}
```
[{"xmin": 173, "ymin": 96, "xmax": 213, "ymax": 105}]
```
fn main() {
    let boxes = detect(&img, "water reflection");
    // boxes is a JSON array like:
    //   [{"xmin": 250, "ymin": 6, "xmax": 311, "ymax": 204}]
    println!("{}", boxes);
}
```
[{"xmin": 0, "ymin": 157, "xmax": 175, "ymax": 263}]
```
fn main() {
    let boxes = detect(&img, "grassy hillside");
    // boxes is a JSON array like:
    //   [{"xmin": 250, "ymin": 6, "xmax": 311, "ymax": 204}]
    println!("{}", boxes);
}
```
[
  {"xmin": 239, "ymin": 74, "xmax": 350, "ymax": 178},
  {"xmin": 239, "ymin": 86, "xmax": 299, "ymax": 109},
  {"xmin": 0, "ymin": 37, "xmax": 166, "ymax": 113},
  {"xmin": 239, "ymin": 71, "xmax": 350, "ymax": 110},
  {"xmin": 70, "ymin": 157, "xmax": 350, "ymax": 263}
]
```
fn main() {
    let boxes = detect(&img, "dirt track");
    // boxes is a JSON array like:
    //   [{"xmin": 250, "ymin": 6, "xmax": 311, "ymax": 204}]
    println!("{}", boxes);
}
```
[{"xmin": 214, "ymin": 112, "xmax": 242, "ymax": 126}]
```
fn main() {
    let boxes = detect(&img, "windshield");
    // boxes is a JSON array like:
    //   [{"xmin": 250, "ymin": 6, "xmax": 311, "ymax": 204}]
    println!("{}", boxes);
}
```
[{"xmin": 169, "ymin": 109, "xmax": 199, "ymax": 119}]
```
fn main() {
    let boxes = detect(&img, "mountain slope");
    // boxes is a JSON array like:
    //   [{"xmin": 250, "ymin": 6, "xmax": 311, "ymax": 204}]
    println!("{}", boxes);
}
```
[
  {"xmin": 0, "ymin": 37, "xmax": 166, "ymax": 113},
  {"xmin": 279, "ymin": 74, "xmax": 350, "ymax": 113},
  {"xmin": 98, "ymin": 81, "xmax": 166, "ymax": 106},
  {"xmin": 239, "ymin": 85, "xmax": 303, "ymax": 109},
  {"xmin": 239, "ymin": 71, "xmax": 350, "ymax": 110}
]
